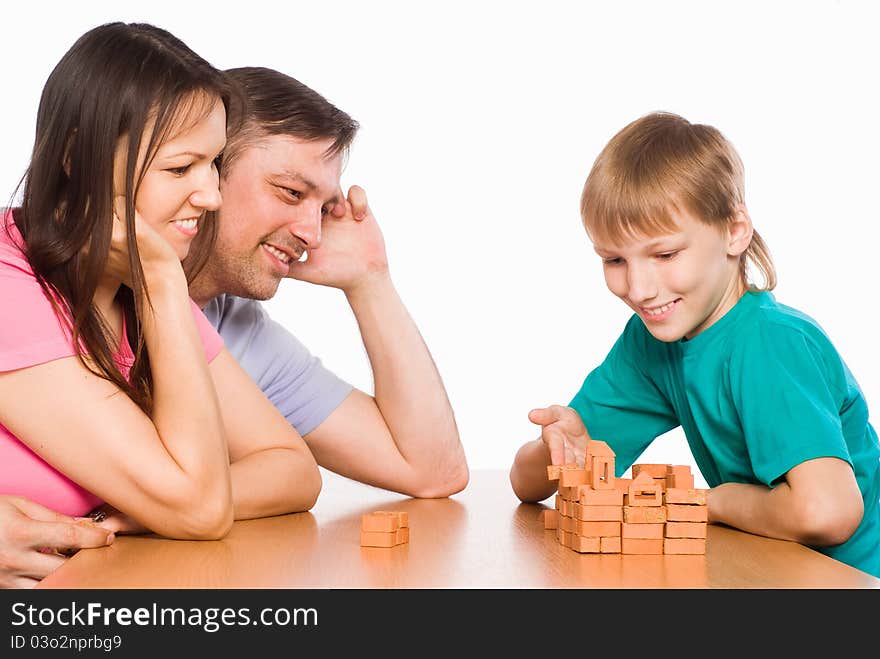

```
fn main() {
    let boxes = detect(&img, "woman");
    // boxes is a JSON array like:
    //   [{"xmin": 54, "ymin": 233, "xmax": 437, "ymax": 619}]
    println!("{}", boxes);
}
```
[{"xmin": 0, "ymin": 22, "xmax": 321, "ymax": 548}]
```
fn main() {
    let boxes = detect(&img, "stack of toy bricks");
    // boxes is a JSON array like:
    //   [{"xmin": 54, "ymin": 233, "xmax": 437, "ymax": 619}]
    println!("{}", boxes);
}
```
[
  {"xmin": 541, "ymin": 442, "xmax": 708, "ymax": 554},
  {"xmin": 360, "ymin": 510, "xmax": 410, "ymax": 547}
]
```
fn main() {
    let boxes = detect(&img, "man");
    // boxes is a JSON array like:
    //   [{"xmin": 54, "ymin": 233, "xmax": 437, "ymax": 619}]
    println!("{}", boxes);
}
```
[{"xmin": 1, "ymin": 67, "xmax": 468, "ymax": 587}]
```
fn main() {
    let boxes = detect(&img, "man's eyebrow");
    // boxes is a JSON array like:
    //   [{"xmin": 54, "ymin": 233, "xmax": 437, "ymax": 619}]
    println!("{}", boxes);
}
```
[{"xmin": 276, "ymin": 170, "xmax": 341, "ymax": 204}]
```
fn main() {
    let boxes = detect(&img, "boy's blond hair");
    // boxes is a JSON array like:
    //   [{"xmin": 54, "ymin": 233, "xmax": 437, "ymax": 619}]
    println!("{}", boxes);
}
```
[{"xmin": 580, "ymin": 111, "xmax": 776, "ymax": 291}]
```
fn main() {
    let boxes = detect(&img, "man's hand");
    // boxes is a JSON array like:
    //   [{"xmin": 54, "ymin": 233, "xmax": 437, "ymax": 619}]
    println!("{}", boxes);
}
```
[
  {"xmin": 285, "ymin": 185, "xmax": 389, "ymax": 293},
  {"xmin": 0, "ymin": 496, "xmax": 114, "ymax": 589},
  {"xmin": 528, "ymin": 405, "xmax": 592, "ymax": 467}
]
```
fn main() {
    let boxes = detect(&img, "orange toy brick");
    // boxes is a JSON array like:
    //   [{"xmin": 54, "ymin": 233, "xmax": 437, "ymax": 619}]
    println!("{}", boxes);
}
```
[
  {"xmin": 574, "ymin": 503, "xmax": 623, "ymax": 522},
  {"xmin": 361, "ymin": 511, "xmax": 407, "ymax": 533},
  {"xmin": 571, "ymin": 535, "xmax": 601, "ymax": 553},
  {"xmin": 621, "ymin": 537, "xmax": 664, "ymax": 554},
  {"xmin": 600, "ymin": 536, "xmax": 621, "ymax": 553},
  {"xmin": 623, "ymin": 506, "xmax": 667, "ymax": 524},
  {"xmin": 559, "ymin": 467, "xmax": 591, "ymax": 487},
  {"xmin": 590, "ymin": 455, "xmax": 615, "ymax": 490},
  {"xmin": 664, "ymin": 538, "xmax": 706, "ymax": 554},
  {"xmin": 626, "ymin": 471, "xmax": 662, "ymax": 506},
  {"xmin": 542, "ymin": 509, "xmax": 558, "ymax": 530},
  {"xmin": 666, "ymin": 504, "xmax": 708, "ymax": 522},
  {"xmin": 665, "ymin": 488, "xmax": 708, "ymax": 505},
  {"xmin": 547, "ymin": 465, "xmax": 562, "ymax": 481},
  {"xmin": 576, "ymin": 520, "xmax": 621, "ymax": 537},
  {"xmin": 665, "ymin": 522, "xmax": 707, "ymax": 539},
  {"xmin": 578, "ymin": 487, "xmax": 623, "ymax": 506},
  {"xmin": 631, "ymin": 463, "xmax": 669, "ymax": 479},
  {"xmin": 621, "ymin": 522, "xmax": 664, "ymax": 539}
]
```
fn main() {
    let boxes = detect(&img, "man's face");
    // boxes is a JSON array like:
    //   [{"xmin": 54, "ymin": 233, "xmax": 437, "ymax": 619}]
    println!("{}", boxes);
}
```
[
  {"xmin": 205, "ymin": 134, "xmax": 343, "ymax": 300},
  {"xmin": 592, "ymin": 207, "xmax": 745, "ymax": 342}
]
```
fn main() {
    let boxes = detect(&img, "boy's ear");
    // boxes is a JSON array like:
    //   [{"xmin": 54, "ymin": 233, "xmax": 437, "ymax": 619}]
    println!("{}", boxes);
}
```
[{"xmin": 727, "ymin": 205, "xmax": 753, "ymax": 257}]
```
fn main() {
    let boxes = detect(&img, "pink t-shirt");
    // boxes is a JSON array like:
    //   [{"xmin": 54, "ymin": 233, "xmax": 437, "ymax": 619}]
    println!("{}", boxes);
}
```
[{"xmin": 0, "ymin": 209, "xmax": 224, "ymax": 516}]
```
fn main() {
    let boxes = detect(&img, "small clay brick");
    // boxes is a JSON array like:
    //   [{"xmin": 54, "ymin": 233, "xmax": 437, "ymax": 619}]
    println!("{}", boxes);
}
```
[
  {"xmin": 665, "ymin": 522, "xmax": 707, "ymax": 539},
  {"xmin": 621, "ymin": 522, "xmax": 665, "ymax": 539},
  {"xmin": 588, "ymin": 439, "xmax": 616, "ymax": 456},
  {"xmin": 561, "ymin": 500, "xmax": 572, "ymax": 517},
  {"xmin": 556, "ymin": 525, "xmax": 565, "ymax": 544},
  {"xmin": 361, "ymin": 511, "xmax": 402, "ymax": 533},
  {"xmin": 665, "ymin": 488, "xmax": 708, "ymax": 506},
  {"xmin": 360, "ymin": 531, "xmax": 399, "ymax": 548},
  {"xmin": 626, "ymin": 474, "xmax": 663, "ymax": 506},
  {"xmin": 578, "ymin": 488, "xmax": 623, "ymax": 506},
  {"xmin": 653, "ymin": 477, "xmax": 668, "ymax": 493},
  {"xmin": 632, "ymin": 464, "xmax": 669, "ymax": 479},
  {"xmin": 562, "ymin": 530, "xmax": 575, "ymax": 549},
  {"xmin": 542, "ymin": 509, "xmax": 558, "ymax": 530},
  {"xmin": 561, "ymin": 514, "xmax": 575, "ymax": 533},
  {"xmin": 613, "ymin": 477, "xmax": 632, "ymax": 492},
  {"xmin": 571, "ymin": 535, "xmax": 601, "ymax": 553},
  {"xmin": 396, "ymin": 527, "xmax": 410, "ymax": 544},
  {"xmin": 623, "ymin": 506, "xmax": 667, "ymax": 524},
  {"xmin": 547, "ymin": 465, "xmax": 561, "ymax": 481},
  {"xmin": 600, "ymin": 536, "xmax": 622, "ymax": 553},
  {"xmin": 555, "ymin": 494, "xmax": 562, "ymax": 511},
  {"xmin": 394, "ymin": 512, "xmax": 409, "ymax": 528},
  {"xmin": 558, "ymin": 485, "xmax": 579, "ymax": 501},
  {"xmin": 668, "ymin": 465, "xmax": 692, "ymax": 479},
  {"xmin": 559, "ymin": 468, "xmax": 591, "ymax": 488},
  {"xmin": 590, "ymin": 456, "xmax": 615, "ymax": 490},
  {"xmin": 574, "ymin": 504, "xmax": 623, "ymax": 522},
  {"xmin": 666, "ymin": 471, "xmax": 695, "ymax": 489},
  {"xmin": 664, "ymin": 538, "xmax": 706, "ymax": 555},
  {"xmin": 576, "ymin": 520, "xmax": 621, "ymax": 537},
  {"xmin": 666, "ymin": 504, "xmax": 708, "ymax": 522},
  {"xmin": 621, "ymin": 537, "xmax": 664, "ymax": 554}
]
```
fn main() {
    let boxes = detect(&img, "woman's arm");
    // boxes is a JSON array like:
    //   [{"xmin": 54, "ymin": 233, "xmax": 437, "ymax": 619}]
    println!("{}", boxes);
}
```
[
  {"xmin": 209, "ymin": 349, "xmax": 322, "ymax": 519},
  {"xmin": 0, "ymin": 268, "xmax": 233, "ymax": 540}
]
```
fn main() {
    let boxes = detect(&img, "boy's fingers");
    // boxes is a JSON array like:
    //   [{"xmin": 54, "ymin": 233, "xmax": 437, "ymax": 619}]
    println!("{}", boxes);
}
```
[{"xmin": 529, "ymin": 407, "xmax": 556, "ymax": 426}]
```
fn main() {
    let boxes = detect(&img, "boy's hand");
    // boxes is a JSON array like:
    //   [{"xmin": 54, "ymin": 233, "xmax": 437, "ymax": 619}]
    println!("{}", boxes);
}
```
[{"xmin": 528, "ymin": 405, "xmax": 591, "ymax": 467}]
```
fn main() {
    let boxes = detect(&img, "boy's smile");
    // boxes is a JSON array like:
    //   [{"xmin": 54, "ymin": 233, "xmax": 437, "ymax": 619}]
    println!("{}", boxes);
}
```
[{"xmin": 592, "ymin": 206, "xmax": 751, "ymax": 342}]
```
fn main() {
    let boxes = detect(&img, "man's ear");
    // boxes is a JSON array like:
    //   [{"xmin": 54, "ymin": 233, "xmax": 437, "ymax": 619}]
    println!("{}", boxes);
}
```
[{"xmin": 727, "ymin": 205, "xmax": 753, "ymax": 257}]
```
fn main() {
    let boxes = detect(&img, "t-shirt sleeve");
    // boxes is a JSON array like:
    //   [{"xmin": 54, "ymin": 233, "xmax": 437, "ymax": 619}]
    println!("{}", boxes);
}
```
[
  {"xmin": 189, "ymin": 299, "xmax": 224, "ymax": 363},
  {"xmin": 568, "ymin": 315, "xmax": 679, "ymax": 474},
  {"xmin": 208, "ymin": 296, "xmax": 353, "ymax": 436},
  {"xmin": 0, "ymin": 235, "xmax": 76, "ymax": 372},
  {"xmin": 729, "ymin": 322, "xmax": 851, "ymax": 486}
]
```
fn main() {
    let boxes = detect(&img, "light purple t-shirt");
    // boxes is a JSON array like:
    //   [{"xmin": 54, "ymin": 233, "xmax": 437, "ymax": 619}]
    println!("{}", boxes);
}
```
[{"xmin": 201, "ymin": 294, "xmax": 352, "ymax": 436}]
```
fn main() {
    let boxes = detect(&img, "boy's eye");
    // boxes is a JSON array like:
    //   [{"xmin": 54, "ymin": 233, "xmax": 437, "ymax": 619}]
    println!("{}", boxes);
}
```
[
  {"xmin": 283, "ymin": 188, "xmax": 302, "ymax": 200},
  {"xmin": 656, "ymin": 251, "xmax": 678, "ymax": 260},
  {"xmin": 603, "ymin": 257, "xmax": 624, "ymax": 265}
]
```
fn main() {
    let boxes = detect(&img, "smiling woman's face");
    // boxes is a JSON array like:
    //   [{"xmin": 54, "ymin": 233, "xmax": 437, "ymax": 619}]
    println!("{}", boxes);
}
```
[{"xmin": 113, "ymin": 95, "xmax": 227, "ymax": 261}]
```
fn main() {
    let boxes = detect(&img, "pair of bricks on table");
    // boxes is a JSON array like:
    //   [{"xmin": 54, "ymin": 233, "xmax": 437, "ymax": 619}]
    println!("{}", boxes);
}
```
[
  {"xmin": 360, "ymin": 511, "xmax": 410, "ymax": 547},
  {"xmin": 542, "ymin": 440, "xmax": 708, "ymax": 554}
]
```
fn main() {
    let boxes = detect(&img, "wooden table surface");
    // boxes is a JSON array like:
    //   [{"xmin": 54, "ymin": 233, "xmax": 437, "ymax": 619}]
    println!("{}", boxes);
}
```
[{"xmin": 38, "ymin": 469, "xmax": 880, "ymax": 589}]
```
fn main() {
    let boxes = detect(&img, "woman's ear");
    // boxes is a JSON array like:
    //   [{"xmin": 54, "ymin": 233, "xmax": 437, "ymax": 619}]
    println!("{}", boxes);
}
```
[{"xmin": 727, "ymin": 205, "xmax": 753, "ymax": 257}]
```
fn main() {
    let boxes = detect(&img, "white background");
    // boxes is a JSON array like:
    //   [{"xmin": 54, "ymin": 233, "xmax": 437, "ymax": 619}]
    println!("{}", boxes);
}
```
[{"xmin": 2, "ymin": 1, "xmax": 878, "ymax": 486}]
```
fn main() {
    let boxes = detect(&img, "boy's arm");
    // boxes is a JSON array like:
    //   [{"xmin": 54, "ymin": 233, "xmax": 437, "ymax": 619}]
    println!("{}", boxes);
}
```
[
  {"xmin": 708, "ymin": 456, "xmax": 863, "ymax": 546},
  {"xmin": 510, "ymin": 405, "xmax": 592, "ymax": 503},
  {"xmin": 510, "ymin": 438, "xmax": 557, "ymax": 503}
]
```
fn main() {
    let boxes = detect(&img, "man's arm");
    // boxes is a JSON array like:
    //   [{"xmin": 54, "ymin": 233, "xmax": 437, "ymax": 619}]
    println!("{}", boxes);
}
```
[
  {"xmin": 0, "ymin": 496, "xmax": 113, "ymax": 589},
  {"xmin": 287, "ymin": 187, "xmax": 468, "ymax": 498}
]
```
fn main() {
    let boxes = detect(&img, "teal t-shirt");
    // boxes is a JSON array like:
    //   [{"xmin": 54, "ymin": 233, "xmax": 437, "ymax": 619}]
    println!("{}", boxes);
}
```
[{"xmin": 568, "ymin": 291, "xmax": 880, "ymax": 577}]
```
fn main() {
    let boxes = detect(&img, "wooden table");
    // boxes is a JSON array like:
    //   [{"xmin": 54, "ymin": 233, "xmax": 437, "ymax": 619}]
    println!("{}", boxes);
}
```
[{"xmin": 38, "ymin": 469, "xmax": 880, "ymax": 589}]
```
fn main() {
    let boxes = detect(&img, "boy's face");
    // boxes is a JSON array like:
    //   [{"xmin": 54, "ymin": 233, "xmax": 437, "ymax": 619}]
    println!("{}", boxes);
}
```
[{"xmin": 592, "ymin": 207, "xmax": 748, "ymax": 342}]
